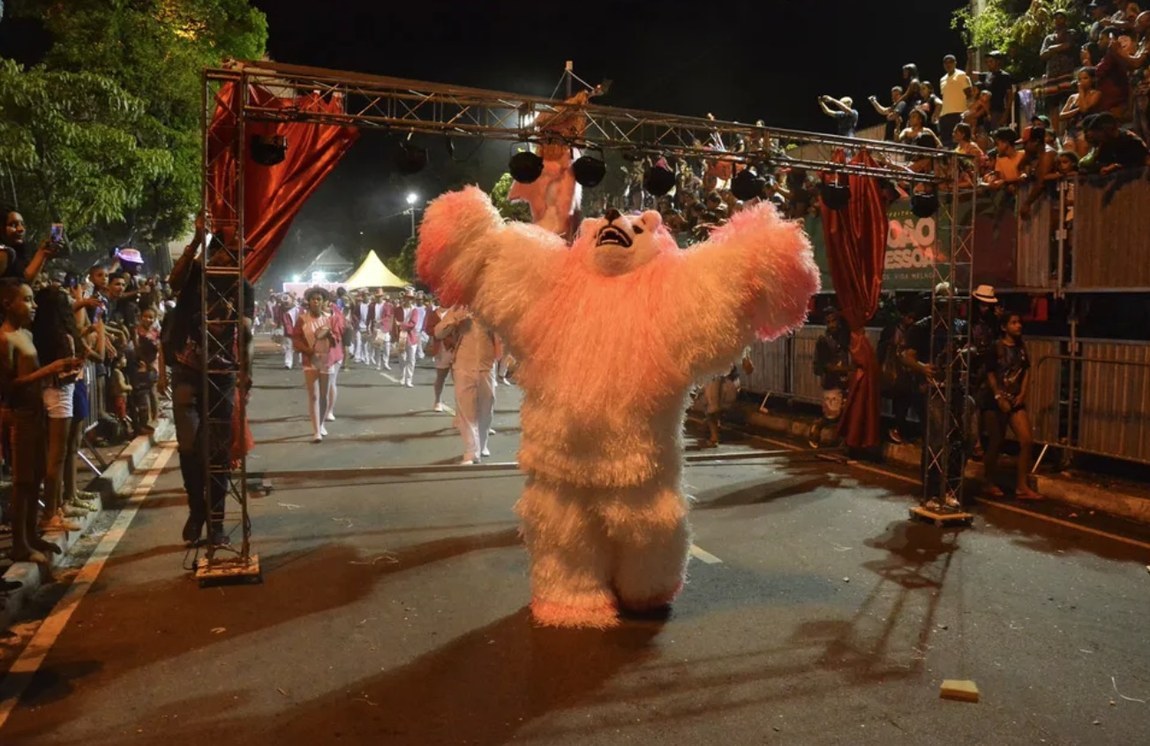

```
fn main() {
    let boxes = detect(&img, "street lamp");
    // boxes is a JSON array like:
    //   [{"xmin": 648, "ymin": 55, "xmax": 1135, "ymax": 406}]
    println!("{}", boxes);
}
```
[{"xmin": 405, "ymin": 192, "xmax": 420, "ymax": 238}]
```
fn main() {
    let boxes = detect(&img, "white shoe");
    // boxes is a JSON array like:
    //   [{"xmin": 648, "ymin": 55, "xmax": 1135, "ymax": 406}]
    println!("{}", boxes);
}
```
[
  {"xmin": 488, "ymin": 428, "xmax": 496, "ymax": 436},
  {"xmin": 326, "ymin": 412, "xmax": 336, "ymax": 421},
  {"xmin": 481, "ymin": 447, "xmax": 491, "ymax": 457},
  {"xmin": 459, "ymin": 456, "xmax": 477, "ymax": 465},
  {"xmin": 312, "ymin": 434, "xmax": 323, "ymax": 443},
  {"xmin": 433, "ymin": 402, "xmax": 444, "ymax": 412},
  {"xmin": 320, "ymin": 425, "xmax": 328, "ymax": 436},
  {"xmin": 384, "ymin": 364, "xmax": 392, "ymax": 370},
  {"xmin": 406, "ymin": 382, "xmax": 415, "ymax": 388}
]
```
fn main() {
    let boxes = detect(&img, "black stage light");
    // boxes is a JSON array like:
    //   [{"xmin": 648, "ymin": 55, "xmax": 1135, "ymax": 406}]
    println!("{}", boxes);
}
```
[
  {"xmin": 395, "ymin": 141, "xmax": 428, "ymax": 175},
  {"xmin": 572, "ymin": 153, "xmax": 606, "ymax": 188},
  {"xmin": 509, "ymin": 150, "xmax": 544, "ymax": 184},
  {"xmin": 731, "ymin": 167, "xmax": 766, "ymax": 201},
  {"xmin": 250, "ymin": 134, "xmax": 287, "ymax": 167},
  {"xmin": 643, "ymin": 163, "xmax": 675, "ymax": 196},
  {"xmin": 911, "ymin": 190, "xmax": 939, "ymax": 218},
  {"xmin": 819, "ymin": 181, "xmax": 851, "ymax": 210}
]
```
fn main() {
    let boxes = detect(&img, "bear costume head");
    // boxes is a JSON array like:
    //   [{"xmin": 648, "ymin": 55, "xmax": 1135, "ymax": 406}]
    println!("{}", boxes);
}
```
[{"xmin": 575, "ymin": 208, "xmax": 670, "ymax": 277}]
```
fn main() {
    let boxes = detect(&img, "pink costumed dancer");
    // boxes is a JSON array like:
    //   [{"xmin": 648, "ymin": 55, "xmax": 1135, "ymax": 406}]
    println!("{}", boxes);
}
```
[{"xmin": 417, "ymin": 188, "xmax": 820, "ymax": 628}]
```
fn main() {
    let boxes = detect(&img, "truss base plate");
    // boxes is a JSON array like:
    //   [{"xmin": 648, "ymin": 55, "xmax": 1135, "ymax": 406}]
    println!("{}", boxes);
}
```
[
  {"xmin": 909, "ymin": 506, "xmax": 974, "ymax": 528},
  {"xmin": 196, "ymin": 553, "xmax": 262, "ymax": 584}
]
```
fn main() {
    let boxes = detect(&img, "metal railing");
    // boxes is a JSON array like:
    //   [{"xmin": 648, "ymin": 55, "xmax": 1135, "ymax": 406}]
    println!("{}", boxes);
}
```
[
  {"xmin": 1013, "ymin": 169, "xmax": 1150, "ymax": 293},
  {"xmin": 77, "ymin": 361, "xmax": 109, "ymax": 476},
  {"xmin": 746, "ymin": 330, "xmax": 1150, "ymax": 467}
]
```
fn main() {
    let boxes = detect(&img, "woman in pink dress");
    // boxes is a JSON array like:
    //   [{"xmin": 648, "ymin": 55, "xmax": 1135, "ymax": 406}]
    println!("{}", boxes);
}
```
[{"xmin": 292, "ymin": 287, "xmax": 342, "ymax": 443}]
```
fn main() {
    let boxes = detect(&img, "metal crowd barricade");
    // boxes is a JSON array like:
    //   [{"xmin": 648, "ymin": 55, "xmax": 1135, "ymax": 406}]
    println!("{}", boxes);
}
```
[
  {"xmin": 1076, "ymin": 341, "xmax": 1150, "ymax": 464},
  {"xmin": 1069, "ymin": 170, "xmax": 1150, "ymax": 291},
  {"xmin": 78, "ymin": 361, "xmax": 109, "ymax": 476},
  {"xmin": 750, "ymin": 324, "xmax": 1150, "ymax": 468},
  {"xmin": 1015, "ymin": 183, "xmax": 1056, "ymax": 291}
]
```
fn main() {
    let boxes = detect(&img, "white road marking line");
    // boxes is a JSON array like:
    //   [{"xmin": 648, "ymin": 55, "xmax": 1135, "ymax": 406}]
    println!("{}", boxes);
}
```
[
  {"xmin": 0, "ymin": 443, "xmax": 176, "ymax": 733},
  {"xmin": 689, "ymin": 544, "xmax": 723, "ymax": 564},
  {"xmin": 379, "ymin": 372, "xmax": 400, "ymax": 384}
]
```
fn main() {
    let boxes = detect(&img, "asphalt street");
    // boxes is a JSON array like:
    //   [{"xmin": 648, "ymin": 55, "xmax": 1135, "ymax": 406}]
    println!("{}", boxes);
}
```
[{"xmin": 0, "ymin": 343, "xmax": 1148, "ymax": 745}]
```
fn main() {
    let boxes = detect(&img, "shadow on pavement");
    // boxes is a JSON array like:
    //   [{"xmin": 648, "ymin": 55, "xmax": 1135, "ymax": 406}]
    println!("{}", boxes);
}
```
[
  {"xmin": 0, "ymin": 529, "xmax": 524, "ymax": 742},
  {"xmin": 190, "ymin": 609, "xmax": 667, "ymax": 745}
]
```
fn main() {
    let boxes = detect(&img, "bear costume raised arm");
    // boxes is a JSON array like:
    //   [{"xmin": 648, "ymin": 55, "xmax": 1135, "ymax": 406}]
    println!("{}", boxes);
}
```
[{"xmin": 417, "ymin": 186, "xmax": 819, "ymax": 629}]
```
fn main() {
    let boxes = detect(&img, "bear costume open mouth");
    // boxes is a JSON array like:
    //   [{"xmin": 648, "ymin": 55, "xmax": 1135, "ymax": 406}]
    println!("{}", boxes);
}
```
[{"xmin": 595, "ymin": 225, "xmax": 633, "ymax": 248}]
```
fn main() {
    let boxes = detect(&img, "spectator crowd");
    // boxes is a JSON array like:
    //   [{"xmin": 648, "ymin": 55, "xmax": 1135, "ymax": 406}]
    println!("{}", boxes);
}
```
[
  {"xmin": 612, "ymin": 2, "xmax": 1148, "ymax": 252},
  {"xmin": 1, "ymin": 207, "xmax": 170, "ymax": 564}
]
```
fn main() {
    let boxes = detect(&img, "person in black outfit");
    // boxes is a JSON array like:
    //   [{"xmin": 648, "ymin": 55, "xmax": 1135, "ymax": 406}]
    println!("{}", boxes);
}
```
[
  {"xmin": 902, "ymin": 283, "xmax": 970, "ymax": 510},
  {"xmin": 166, "ymin": 218, "xmax": 254, "ymax": 546},
  {"xmin": 982, "ymin": 311, "xmax": 1041, "ymax": 500},
  {"xmin": 878, "ymin": 295, "xmax": 921, "ymax": 443}
]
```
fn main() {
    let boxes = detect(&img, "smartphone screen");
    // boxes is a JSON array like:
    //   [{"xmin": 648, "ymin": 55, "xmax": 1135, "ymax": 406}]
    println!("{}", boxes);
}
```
[{"xmin": 50, "ymin": 223, "xmax": 64, "ymax": 243}]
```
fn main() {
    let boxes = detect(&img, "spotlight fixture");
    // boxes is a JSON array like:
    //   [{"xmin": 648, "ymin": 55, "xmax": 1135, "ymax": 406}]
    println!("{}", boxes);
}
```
[
  {"xmin": 395, "ymin": 140, "xmax": 428, "ymax": 175},
  {"xmin": 731, "ymin": 167, "xmax": 766, "ymax": 201},
  {"xmin": 509, "ymin": 149, "xmax": 544, "ymax": 184},
  {"xmin": 911, "ymin": 189, "xmax": 939, "ymax": 218},
  {"xmin": 572, "ymin": 151, "xmax": 606, "ymax": 188},
  {"xmin": 643, "ymin": 162, "xmax": 675, "ymax": 196},
  {"xmin": 250, "ymin": 134, "xmax": 287, "ymax": 167},
  {"xmin": 819, "ymin": 179, "xmax": 851, "ymax": 210}
]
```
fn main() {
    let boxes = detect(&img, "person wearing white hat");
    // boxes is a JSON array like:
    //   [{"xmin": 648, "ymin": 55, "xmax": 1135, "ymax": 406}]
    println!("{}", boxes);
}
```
[
  {"xmin": 970, "ymin": 284, "xmax": 1003, "ymax": 459},
  {"xmin": 397, "ymin": 287, "xmax": 424, "ymax": 387}
]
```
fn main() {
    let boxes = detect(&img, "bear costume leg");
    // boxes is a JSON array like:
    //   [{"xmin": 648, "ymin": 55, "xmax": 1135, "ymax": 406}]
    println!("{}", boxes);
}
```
[
  {"xmin": 600, "ymin": 480, "xmax": 691, "ymax": 613},
  {"xmin": 517, "ymin": 476, "xmax": 618, "ymax": 629}
]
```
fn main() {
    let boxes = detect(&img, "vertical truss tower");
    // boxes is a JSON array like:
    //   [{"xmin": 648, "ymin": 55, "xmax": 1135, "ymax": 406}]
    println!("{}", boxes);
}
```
[
  {"xmin": 197, "ymin": 69, "xmax": 259, "ymax": 581},
  {"xmin": 923, "ymin": 166, "xmax": 978, "ymax": 508}
]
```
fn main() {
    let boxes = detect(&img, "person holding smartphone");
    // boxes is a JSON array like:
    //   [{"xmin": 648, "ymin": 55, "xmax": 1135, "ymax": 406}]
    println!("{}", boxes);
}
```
[{"xmin": 1, "ymin": 209, "xmax": 63, "ymax": 282}]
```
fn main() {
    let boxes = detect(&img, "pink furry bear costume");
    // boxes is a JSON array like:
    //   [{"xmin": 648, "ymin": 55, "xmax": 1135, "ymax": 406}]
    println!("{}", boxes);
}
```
[{"xmin": 417, "ymin": 186, "xmax": 819, "ymax": 628}]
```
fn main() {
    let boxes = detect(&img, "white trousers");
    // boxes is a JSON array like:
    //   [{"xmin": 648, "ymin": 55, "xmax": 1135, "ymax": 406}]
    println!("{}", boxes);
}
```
[
  {"xmin": 401, "ymin": 344, "xmax": 418, "ymax": 385},
  {"xmin": 283, "ymin": 338, "xmax": 297, "ymax": 369},
  {"xmin": 376, "ymin": 338, "xmax": 392, "ymax": 370},
  {"xmin": 354, "ymin": 329, "xmax": 368, "ymax": 362},
  {"xmin": 454, "ymin": 368, "xmax": 495, "ymax": 459}
]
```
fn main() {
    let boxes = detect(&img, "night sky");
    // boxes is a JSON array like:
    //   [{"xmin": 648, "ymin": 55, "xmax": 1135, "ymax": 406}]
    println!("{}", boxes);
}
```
[
  {"xmin": 250, "ymin": 0, "xmax": 969, "ymax": 284},
  {"xmin": 4, "ymin": 1, "xmax": 971, "ymax": 282}
]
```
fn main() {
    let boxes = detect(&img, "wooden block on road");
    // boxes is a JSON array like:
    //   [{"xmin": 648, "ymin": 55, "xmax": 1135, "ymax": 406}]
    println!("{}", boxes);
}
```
[{"xmin": 939, "ymin": 679, "xmax": 980, "ymax": 703}]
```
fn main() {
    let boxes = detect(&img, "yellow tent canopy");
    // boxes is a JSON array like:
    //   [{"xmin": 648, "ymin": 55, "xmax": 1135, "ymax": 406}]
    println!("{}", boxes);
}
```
[{"xmin": 344, "ymin": 250, "xmax": 408, "ymax": 289}]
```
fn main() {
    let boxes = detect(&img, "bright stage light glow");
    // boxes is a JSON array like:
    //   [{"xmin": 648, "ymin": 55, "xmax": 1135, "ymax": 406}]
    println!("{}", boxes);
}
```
[{"xmin": 406, "ymin": 192, "xmax": 419, "ymax": 206}]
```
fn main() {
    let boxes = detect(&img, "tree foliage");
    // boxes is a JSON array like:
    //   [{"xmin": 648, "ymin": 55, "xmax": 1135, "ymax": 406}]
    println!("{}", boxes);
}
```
[
  {"xmin": 385, "ymin": 236, "xmax": 417, "ymax": 286},
  {"xmin": 0, "ymin": 59, "xmax": 172, "ymax": 247},
  {"xmin": 952, "ymin": 0, "xmax": 1082, "ymax": 81},
  {"xmin": 490, "ymin": 172, "xmax": 532, "ymax": 223},
  {"xmin": 4, "ymin": 0, "xmax": 267, "ymax": 249}
]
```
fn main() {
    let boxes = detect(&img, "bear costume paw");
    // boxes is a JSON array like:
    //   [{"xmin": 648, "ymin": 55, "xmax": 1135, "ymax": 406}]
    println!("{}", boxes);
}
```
[{"xmin": 531, "ymin": 598, "xmax": 620, "ymax": 629}]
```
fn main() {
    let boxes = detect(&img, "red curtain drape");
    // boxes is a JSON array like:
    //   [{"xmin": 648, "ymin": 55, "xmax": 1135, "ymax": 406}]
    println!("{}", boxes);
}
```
[
  {"xmin": 208, "ymin": 82, "xmax": 359, "ymax": 281},
  {"xmin": 819, "ymin": 149, "xmax": 889, "ymax": 449}
]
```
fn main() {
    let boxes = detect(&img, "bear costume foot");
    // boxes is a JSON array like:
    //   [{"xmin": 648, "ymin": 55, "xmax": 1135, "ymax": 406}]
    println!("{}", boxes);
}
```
[
  {"xmin": 531, "ymin": 598, "xmax": 620, "ymax": 629},
  {"xmin": 617, "ymin": 580, "xmax": 683, "ymax": 618}
]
